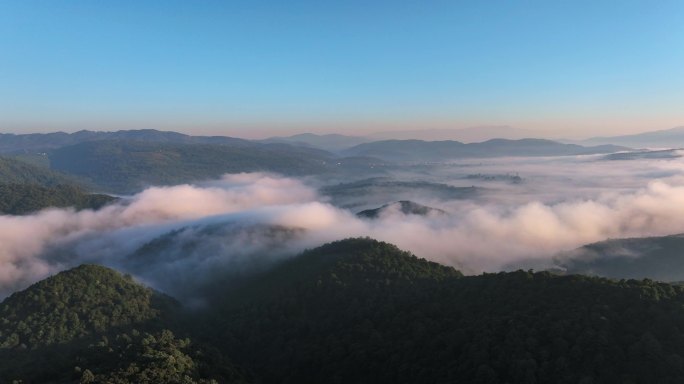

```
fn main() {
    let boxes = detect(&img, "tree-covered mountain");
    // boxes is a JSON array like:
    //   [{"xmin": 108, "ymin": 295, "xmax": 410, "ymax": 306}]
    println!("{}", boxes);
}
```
[
  {"xmin": 0, "ymin": 183, "xmax": 115, "ymax": 215},
  {"xmin": 356, "ymin": 200, "xmax": 446, "ymax": 218},
  {"xmin": 557, "ymin": 234, "xmax": 684, "ymax": 282},
  {"xmin": 321, "ymin": 177, "xmax": 480, "ymax": 209},
  {"xmin": 0, "ymin": 156, "xmax": 78, "ymax": 186},
  {"xmin": 0, "ymin": 264, "xmax": 247, "ymax": 383},
  {"xmin": 48, "ymin": 140, "xmax": 333, "ymax": 193},
  {"xmin": 0, "ymin": 156, "xmax": 116, "ymax": 215},
  {"xmin": 0, "ymin": 265, "xmax": 176, "ymax": 350},
  {"xmin": 7, "ymin": 238, "xmax": 684, "ymax": 383},
  {"xmin": 344, "ymin": 138, "xmax": 628, "ymax": 162},
  {"xmin": 259, "ymin": 133, "xmax": 372, "ymax": 152},
  {"xmin": 0, "ymin": 129, "xmax": 253, "ymax": 154},
  {"xmin": 208, "ymin": 238, "xmax": 684, "ymax": 384}
]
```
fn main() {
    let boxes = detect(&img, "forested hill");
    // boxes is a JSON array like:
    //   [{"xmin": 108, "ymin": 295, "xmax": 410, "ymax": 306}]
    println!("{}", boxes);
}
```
[
  {"xmin": 356, "ymin": 200, "xmax": 446, "ymax": 218},
  {"xmin": 0, "ymin": 264, "xmax": 176, "ymax": 350},
  {"xmin": 0, "ymin": 129, "xmax": 253, "ymax": 154},
  {"xmin": 559, "ymin": 234, "xmax": 684, "ymax": 282},
  {"xmin": 49, "ymin": 140, "xmax": 333, "ymax": 193},
  {"xmin": 0, "ymin": 183, "xmax": 115, "ymax": 214},
  {"xmin": 0, "ymin": 265, "xmax": 247, "ymax": 383},
  {"xmin": 0, "ymin": 156, "xmax": 116, "ymax": 215},
  {"xmin": 0, "ymin": 155, "xmax": 77, "ymax": 186},
  {"xmin": 6, "ymin": 239, "xmax": 684, "ymax": 383},
  {"xmin": 210, "ymin": 238, "xmax": 684, "ymax": 384}
]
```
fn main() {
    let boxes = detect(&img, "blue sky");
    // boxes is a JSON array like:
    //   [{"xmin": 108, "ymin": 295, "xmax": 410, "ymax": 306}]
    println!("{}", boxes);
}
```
[{"xmin": 1, "ymin": 0, "xmax": 683, "ymax": 138}]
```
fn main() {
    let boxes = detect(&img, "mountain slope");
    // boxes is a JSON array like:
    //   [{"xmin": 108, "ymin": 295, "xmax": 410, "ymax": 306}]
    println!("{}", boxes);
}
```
[
  {"xmin": 344, "ymin": 138, "xmax": 627, "ymax": 162},
  {"xmin": 357, "ymin": 200, "xmax": 446, "ymax": 218},
  {"xmin": 321, "ymin": 178, "xmax": 480, "ymax": 208},
  {"xmin": 8, "ymin": 239, "xmax": 684, "ymax": 383},
  {"xmin": 558, "ymin": 234, "xmax": 684, "ymax": 282},
  {"xmin": 210, "ymin": 238, "xmax": 684, "ymax": 384},
  {"xmin": 0, "ymin": 156, "xmax": 78, "ymax": 186},
  {"xmin": 0, "ymin": 156, "xmax": 115, "ymax": 214},
  {"xmin": 0, "ymin": 129, "xmax": 253, "ymax": 154},
  {"xmin": 0, "ymin": 264, "xmax": 176, "ymax": 349},
  {"xmin": 260, "ymin": 133, "xmax": 372, "ymax": 152},
  {"xmin": 0, "ymin": 264, "xmax": 247, "ymax": 383},
  {"xmin": 49, "ymin": 140, "xmax": 332, "ymax": 193},
  {"xmin": 0, "ymin": 183, "xmax": 115, "ymax": 214}
]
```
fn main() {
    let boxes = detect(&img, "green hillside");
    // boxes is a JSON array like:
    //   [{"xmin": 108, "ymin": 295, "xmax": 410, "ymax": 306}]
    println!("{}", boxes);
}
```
[
  {"xmin": 6, "ymin": 239, "xmax": 684, "ymax": 383},
  {"xmin": 211, "ymin": 238, "xmax": 684, "ymax": 384},
  {"xmin": 0, "ymin": 265, "xmax": 175, "ymax": 349},
  {"xmin": 0, "ymin": 156, "xmax": 77, "ymax": 186},
  {"xmin": 0, "ymin": 265, "xmax": 246, "ymax": 384},
  {"xmin": 559, "ymin": 234, "xmax": 684, "ymax": 282},
  {"xmin": 49, "ymin": 140, "xmax": 332, "ymax": 193},
  {"xmin": 0, "ymin": 183, "xmax": 115, "ymax": 215},
  {"xmin": 0, "ymin": 156, "xmax": 116, "ymax": 215}
]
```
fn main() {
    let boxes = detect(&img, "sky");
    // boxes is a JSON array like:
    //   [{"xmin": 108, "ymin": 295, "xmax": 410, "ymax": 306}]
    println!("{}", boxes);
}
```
[{"xmin": 1, "ymin": 0, "xmax": 683, "ymax": 139}]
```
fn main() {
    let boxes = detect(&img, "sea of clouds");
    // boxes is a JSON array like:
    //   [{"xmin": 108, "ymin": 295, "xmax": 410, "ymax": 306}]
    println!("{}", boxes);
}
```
[{"xmin": 4, "ymin": 153, "xmax": 684, "ymax": 299}]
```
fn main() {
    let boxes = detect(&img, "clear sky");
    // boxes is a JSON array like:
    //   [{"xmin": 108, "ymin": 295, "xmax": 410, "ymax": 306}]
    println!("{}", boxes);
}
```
[{"xmin": 1, "ymin": 0, "xmax": 683, "ymax": 138}]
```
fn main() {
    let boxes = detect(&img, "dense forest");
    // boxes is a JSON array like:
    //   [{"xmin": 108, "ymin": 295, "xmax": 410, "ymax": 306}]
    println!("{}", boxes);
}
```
[
  {"xmin": 0, "ymin": 156, "xmax": 116, "ymax": 215},
  {"xmin": 4, "ymin": 239, "xmax": 684, "ymax": 383},
  {"xmin": 0, "ymin": 184, "xmax": 115, "ymax": 214},
  {"xmin": 0, "ymin": 156, "xmax": 78, "ymax": 186},
  {"xmin": 0, "ymin": 265, "xmax": 247, "ymax": 383}
]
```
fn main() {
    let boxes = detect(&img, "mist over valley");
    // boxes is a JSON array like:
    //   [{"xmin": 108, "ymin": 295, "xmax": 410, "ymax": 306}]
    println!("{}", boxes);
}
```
[
  {"xmin": 4, "ymin": 130, "xmax": 684, "ymax": 382},
  {"xmin": 3, "ymin": 2, "xmax": 684, "ymax": 380}
]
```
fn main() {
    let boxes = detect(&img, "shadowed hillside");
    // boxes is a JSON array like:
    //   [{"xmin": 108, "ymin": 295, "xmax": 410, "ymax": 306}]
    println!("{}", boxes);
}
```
[{"xmin": 6, "ymin": 239, "xmax": 684, "ymax": 383}]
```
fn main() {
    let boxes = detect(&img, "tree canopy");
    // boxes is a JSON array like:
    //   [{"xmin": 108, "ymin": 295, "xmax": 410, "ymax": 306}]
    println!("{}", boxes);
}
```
[{"xmin": 4, "ymin": 239, "xmax": 684, "ymax": 383}]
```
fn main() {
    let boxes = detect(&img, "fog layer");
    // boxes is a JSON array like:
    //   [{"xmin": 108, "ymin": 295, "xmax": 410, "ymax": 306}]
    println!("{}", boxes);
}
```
[{"xmin": 4, "ymin": 153, "xmax": 684, "ymax": 298}]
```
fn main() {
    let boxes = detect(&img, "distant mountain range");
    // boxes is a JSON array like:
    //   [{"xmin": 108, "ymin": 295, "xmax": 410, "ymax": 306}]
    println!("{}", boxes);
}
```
[
  {"xmin": 581, "ymin": 126, "xmax": 684, "ymax": 148},
  {"xmin": 602, "ymin": 148, "xmax": 682, "ymax": 161},
  {"xmin": 0, "ymin": 129, "xmax": 633, "ymax": 193},
  {"xmin": 48, "ymin": 139, "xmax": 335, "ymax": 193},
  {"xmin": 262, "ymin": 127, "xmax": 536, "ymax": 151},
  {"xmin": 259, "ymin": 133, "xmax": 372, "ymax": 152},
  {"xmin": 0, "ymin": 128, "xmax": 252, "ymax": 154},
  {"xmin": 367, "ymin": 125, "xmax": 536, "ymax": 142},
  {"xmin": 344, "ymin": 138, "xmax": 627, "ymax": 162}
]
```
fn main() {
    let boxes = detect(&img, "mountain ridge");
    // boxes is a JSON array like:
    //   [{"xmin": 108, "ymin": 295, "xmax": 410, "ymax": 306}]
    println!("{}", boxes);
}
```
[{"xmin": 344, "ymin": 138, "xmax": 628, "ymax": 161}]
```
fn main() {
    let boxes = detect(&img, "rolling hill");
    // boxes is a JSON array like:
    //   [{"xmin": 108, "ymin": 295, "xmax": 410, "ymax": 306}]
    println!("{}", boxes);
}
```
[
  {"xmin": 344, "ymin": 138, "xmax": 627, "ymax": 162},
  {"xmin": 0, "ymin": 156, "xmax": 116, "ymax": 214},
  {"xmin": 582, "ymin": 126, "xmax": 684, "ymax": 148},
  {"xmin": 0, "ymin": 264, "xmax": 247, "ymax": 383},
  {"xmin": 260, "ymin": 133, "xmax": 372, "ymax": 152},
  {"xmin": 557, "ymin": 234, "xmax": 684, "ymax": 282},
  {"xmin": 321, "ymin": 178, "xmax": 480, "ymax": 208},
  {"xmin": 207, "ymin": 238, "xmax": 684, "ymax": 384},
  {"xmin": 0, "ymin": 155, "xmax": 78, "ymax": 186},
  {"xmin": 48, "ymin": 140, "xmax": 333, "ymax": 193},
  {"xmin": 367, "ymin": 125, "xmax": 535, "ymax": 142},
  {"xmin": 356, "ymin": 200, "xmax": 446, "ymax": 218},
  {"xmin": 0, "ymin": 129, "xmax": 253, "ymax": 154},
  {"xmin": 7, "ymin": 238, "xmax": 684, "ymax": 382},
  {"xmin": 0, "ymin": 183, "xmax": 115, "ymax": 215}
]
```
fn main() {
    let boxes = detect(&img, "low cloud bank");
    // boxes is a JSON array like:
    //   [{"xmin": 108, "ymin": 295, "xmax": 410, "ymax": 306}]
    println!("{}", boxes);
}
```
[{"xmin": 5, "ymin": 169, "xmax": 684, "ymax": 299}]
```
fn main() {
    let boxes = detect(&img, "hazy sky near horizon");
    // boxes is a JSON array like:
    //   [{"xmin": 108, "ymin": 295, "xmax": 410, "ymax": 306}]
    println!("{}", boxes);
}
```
[{"xmin": 1, "ymin": 1, "xmax": 683, "ymax": 138}]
